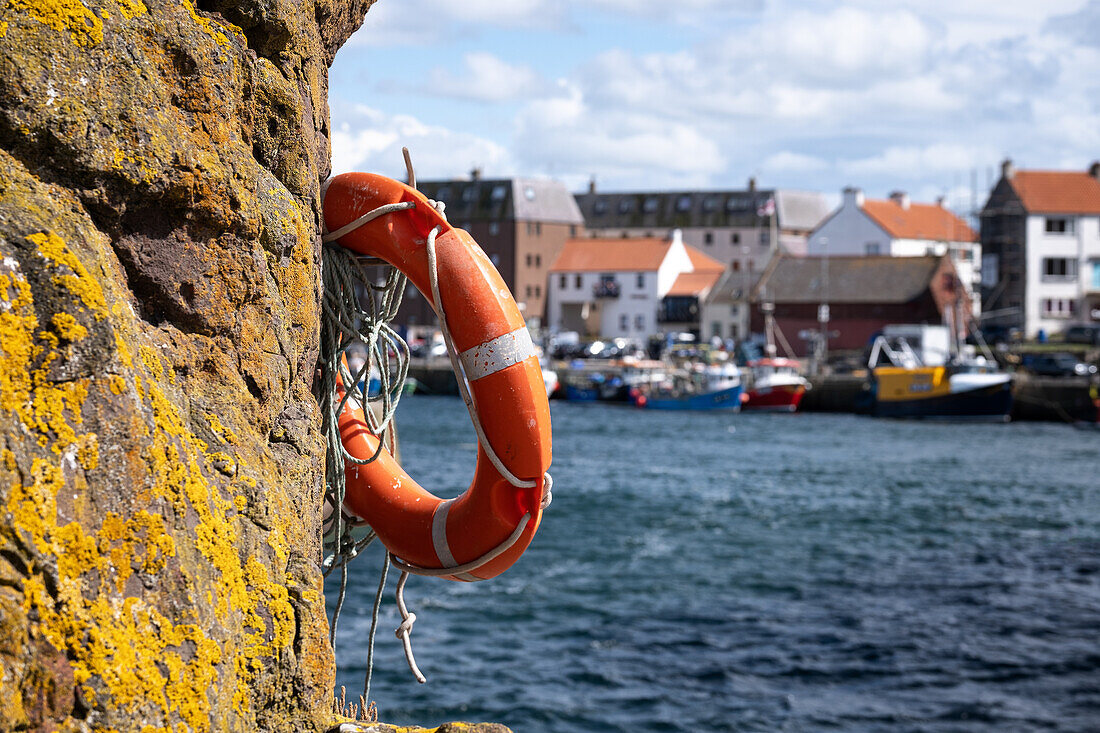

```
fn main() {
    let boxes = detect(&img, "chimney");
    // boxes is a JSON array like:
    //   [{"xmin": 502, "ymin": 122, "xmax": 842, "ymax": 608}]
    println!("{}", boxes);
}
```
[
  {"xmin": 935, "ymin": 195, "xmax": 946, "ymax": 207},
  {"xmin": 748, "ymin": 177, "xmax": 756, "ymax": 192},
  {"xmin": 1001, "ymin": 158, "xmax": 1015, "ymax": 181},
  {"xmin": 889, "ymin": 190, "xmax": 910, "ymax": 210},
  {"xmin": 470, "ymin": 167, "xmax": 482, "ymax": 181},
  {"xmin": 1090, "ymin": 161, "xmax": 1100, "ymax": 180},
  {"xmin": 671, "ymin": 228, "xmax": 683, "ymax": 247},
  {"xmin": 588, "ymin": 176, "xmax": 596, "ymax": 194},
  {"xmin": 842, "ymin": 186, "xmax": 864, "ymax": 208}
]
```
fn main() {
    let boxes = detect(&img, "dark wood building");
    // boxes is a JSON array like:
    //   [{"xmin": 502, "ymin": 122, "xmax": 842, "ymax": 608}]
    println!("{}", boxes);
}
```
[{"xmin": 749, "ymin": 254, "xmax": 964, "ymax": 355}]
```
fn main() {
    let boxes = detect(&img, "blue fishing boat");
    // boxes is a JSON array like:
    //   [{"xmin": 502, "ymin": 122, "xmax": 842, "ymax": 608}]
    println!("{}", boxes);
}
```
[{"xmin": 631, "ymin": 363, "xmax": 743, "ymax": 411}]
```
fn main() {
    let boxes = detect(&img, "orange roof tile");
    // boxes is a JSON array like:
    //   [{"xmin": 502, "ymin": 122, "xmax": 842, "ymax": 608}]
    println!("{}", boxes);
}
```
[
  {"xmin": 685, "ymin": 247, "xmax": 726, "ymax": 273},
  {"xmin": 667, "ymin": 270, "xmax": 722, "ymax": 297},
  {"xmin": 862, "ymin": 199, "xmax": 977, "ymax": 242},
  {"xmin": 549, "ymin": 237, "xmax": 671, "ymax": 272},
  {"xmin": 1008, "ymin": 170, "xmax": 1100, "ymax": 215}
]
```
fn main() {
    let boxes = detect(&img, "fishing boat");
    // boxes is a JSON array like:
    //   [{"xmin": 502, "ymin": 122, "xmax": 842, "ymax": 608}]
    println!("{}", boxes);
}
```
[
  {"xmin": 866, "ymin": 324, "xmax": 1012, "ymax": 420},
  {"xmin": 560, "ymin": 359, "xmax": 666, "ymax": 402},
  {"xmin": 743, "ymin": 358, "xmax": 810, "ymax": 412},
  {"xmin": 742, "ymin": 300, "xmax": 810, "ymax": 412},
  {"xmin": 630, "ymin": 363, "xmax": 743, "ymax": 411}
]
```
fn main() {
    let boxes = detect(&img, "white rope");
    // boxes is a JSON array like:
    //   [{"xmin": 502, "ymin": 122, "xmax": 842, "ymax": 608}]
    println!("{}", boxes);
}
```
[{"xmin": 393, "ymin": 566, "xmax": 426, "ymax": 683}]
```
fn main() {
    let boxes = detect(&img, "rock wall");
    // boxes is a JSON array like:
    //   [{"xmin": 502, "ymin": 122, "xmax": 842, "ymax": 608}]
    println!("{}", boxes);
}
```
[{"xmin": 0, "ymin": 1, "xmax": 373, "ymax": 730}]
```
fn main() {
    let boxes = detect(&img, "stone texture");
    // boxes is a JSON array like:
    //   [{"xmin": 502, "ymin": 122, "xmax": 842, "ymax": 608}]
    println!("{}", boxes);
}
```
[{"xmin": 0, "ymin": 1, "xmax": 373, "ymax": 731}]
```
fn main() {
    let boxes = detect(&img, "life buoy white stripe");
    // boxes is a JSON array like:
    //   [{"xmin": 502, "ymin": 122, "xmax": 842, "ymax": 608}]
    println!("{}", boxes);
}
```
[
  {"xmin": 459, "ymin": 326, "xmax": 535, "ymax": 382},
  {"xmin": 430, "ymin": 499, "xmax": 479, "ymax": 581}
]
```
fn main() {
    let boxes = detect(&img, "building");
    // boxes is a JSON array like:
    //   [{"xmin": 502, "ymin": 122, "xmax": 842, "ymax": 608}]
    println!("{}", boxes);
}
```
[
  {"xmin": 394, "ymin": 174, "xmax": 584, "ymax": 336},
  {"xmin": 807, "ymin": 188, "xmax": 980, "ymax": 312},
  {"xmin": 747, "ymin": 253, "xmax": 965, "ymax": 356},
  {"xmin": 546, "ymin": 231, "xmax": 724, "ymax": 340},
  {"xmin": 980, "ymin": 160, "xmax": 1100, "ymax": 338},
  {"xmin": 573, "ymin": 180, "xmax": 830, "ymax": 275}
]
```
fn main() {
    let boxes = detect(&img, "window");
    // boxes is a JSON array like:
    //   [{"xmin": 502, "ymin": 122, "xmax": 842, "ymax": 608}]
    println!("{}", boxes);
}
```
[
  {"xmin": 490, "ymin": 253, "xmax": 501, "ymax": 267},
  {"xmin": 535, "ymin": 222, "xmax": 542, "ymax": 236},
  {"xmin": 865, "ymin": 243, "xmax": 881, "ymax": 255},
  {"xmin": 619, "ymin": 314, "xmax": 629, "ymax": 331},
  {"xmin": 1045, "ymin": 217, "xmax": 1075, "ymax": 235},
  {"xmin": 535, "ymin": 254, "xmax": 541, "ymax": 267},
  {"xmin": 636, "ymin": 273, "xmax": 645, "ymax": 288},
  {"xmin": 526, "ymin": 254, "xmax": 533, "ymax": 267},
  {"xmin": 461, "ymin": 187, "xmax": 477, "ymax": 202},
  {"xmin": 593, "ymin": 200, "xmax": 607, "ymax": 215},
  {"xmin": 525, "ymin": 285, "xmax": 533, "ymax": 297},
  {"xmin": 574, "ymin": 274, "xmax": 582, "ymax": 289},
  {"xmin": 1041, "ymin": 298, "xmax": 1077, "ymax": 317},
  {"xmin": 491, "ymin": 184, "xmax": 507, "ymax": 201},
  {"xmin": 732, "ymin": 261, "xmax": 740, "ymax": 272},
  {"xmin": 526, "ymin": 222, "xmax": 534, "ymax": 236},
  {"xmin": 702, "ymin": 196, "xmax": 719, "ymax": 212},
  {"xmin": 488, "ymin": 222, "xmax": 500, "ymax": 236},
  {"xmin": 569, "ymin": 225, "xmax": 577, "ymax": 236},
  {"xmin": 759, "ymin": 230, "xmax": 770, "ymax": 246},
  {"xmin": 726, "ymin": 196, "xmax": 749, "ymax": 212},
  {"xmin": 535, "ymin": 285, "xmax": 541, "ymax": 297},
  {"xmin": 731, "ymin": 233, "xmax": 740, "ymax": 244},
  {"xmin": 1092, "ymin": 261, "xmax": 1100, "ymax": 290},
  {"xmin": 559, "ymin": 275, "xmax": 566, "ymax": 289},
  {"xmin": 704, "ymin": 232, "xmax": 714, "ymax": 245},
  {"xmin": 643, "ymin": 197, "xmax": 659, "ymax": 213},
  {"xmin": 435, "ymin": 186, "xmax": 451, "ymax": 202},
  {"xmin": 1042, "ymin": 257, "xmax": 1077, "ymax": 281},
  {"xmin": 634, "ymin": 314, "xmax": 645, "ymax": 331},
  {"xmin": 618, "ymin": 199, "xmax": 634, "ymax": 214},
  {"xmin": 524, "ymin": 186, "xmax": 536, "ymax": 201},
  {"xmin": 675, "ymin": 195, "xmax": 692, "ymax": 212}
]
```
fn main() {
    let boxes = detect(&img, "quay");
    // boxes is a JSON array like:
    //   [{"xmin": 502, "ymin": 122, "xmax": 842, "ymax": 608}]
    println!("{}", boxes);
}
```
[{"xmin": 406, "ymin": 361, "xmax": 1098, "ymax": 423}]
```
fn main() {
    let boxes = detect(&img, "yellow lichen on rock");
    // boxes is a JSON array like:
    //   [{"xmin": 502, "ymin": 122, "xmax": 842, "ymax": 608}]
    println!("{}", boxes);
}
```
[
  {"xmin": 116, "ymin": 0, "xmax": 145, "ymax": 20},
  {"xmin": 30, "ymin": 231, "xmax": 109, "ymax": 320},
  {"xmin": 51, "ymin": 312, "xmax": 88, "ymax": 342},
  {"xmin": 5, "ymin": 0, "xmax": 104, "ymax": 47}
]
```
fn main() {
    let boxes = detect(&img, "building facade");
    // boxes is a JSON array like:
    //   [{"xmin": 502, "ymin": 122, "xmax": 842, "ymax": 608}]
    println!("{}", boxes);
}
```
[
  {"xmin": 807, "ymin": 188, "xmax": 980, "ymax": 314},
  {"xmin": 980, "ymin": 160, "xmax": 1100, "ymax": 337},
  {"xmin": 546, "ymin": 231, "xmax": 723, "ymax": 340},
  {"xmin": 574, "ymin": 180, "xmax": 830, "ymax": 276},
  {"xmin": 747, "ymin": 253, "xmax": 964, "ymax": 356},
  {"xmin": 391, "ymin": 174, "xmax": 583, "ymax": 336}
]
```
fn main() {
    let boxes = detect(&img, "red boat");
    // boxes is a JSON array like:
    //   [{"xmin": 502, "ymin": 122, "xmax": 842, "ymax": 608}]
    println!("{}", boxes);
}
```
[{"xmin": 742, "ymin": 358, "xmax": 810, "ymax": 412}]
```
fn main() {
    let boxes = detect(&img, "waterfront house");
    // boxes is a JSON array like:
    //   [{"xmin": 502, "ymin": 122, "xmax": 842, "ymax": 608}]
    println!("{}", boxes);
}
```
[
  {"xmin": 574, "ymin": 179, "xmax": 830, "ymax": 275},
  {"xmin": 546, "ymin": 230, "xmax": 724, "ymax": 340},
  {"xmin": 980, "ymin": 160, "xmax": 1100, "ymax": 338},
  {"xmin": 747, "ymin": 253, "xmax": 965, "ymax": 356},
  {"xmin": 807, "ymin": 188, "xmax": 980, "ymax": 314},
  {"xmin": 393, "ymin": 173, "xmax": 584, "ymax": 337}
]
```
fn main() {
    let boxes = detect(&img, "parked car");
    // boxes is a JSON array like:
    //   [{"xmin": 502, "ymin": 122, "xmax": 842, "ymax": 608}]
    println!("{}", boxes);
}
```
[
  {"xmin": 970, "ymin": 324, "xmax": 1022, "ymax": 346},
  {"xmin": 1019, "ymin": 352, "xmax": 1098, "ymax": 378},
  {"xmin": 1063, "ymin": 324, "xmax": 1100, "ymax": 346}
]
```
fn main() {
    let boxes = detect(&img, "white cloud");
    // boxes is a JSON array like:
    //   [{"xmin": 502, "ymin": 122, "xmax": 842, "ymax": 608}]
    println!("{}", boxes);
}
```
[
  {"xmin": 763, "ymin": 152, "xmax": 829, "ymax": 173},
  {"xmin": 330, "ymin": 105, "xmax": 513, "ymax": 179},
  {"xmin": 842, "ymin": 144, "xmax": 1001, "ymax": 177},
  {"xmin": 424, "ymin": 53, "xmax": 548, "ymax": 103}
]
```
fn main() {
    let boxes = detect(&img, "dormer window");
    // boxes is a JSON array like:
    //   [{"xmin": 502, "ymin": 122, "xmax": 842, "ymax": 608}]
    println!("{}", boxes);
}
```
[
  {"xmin": 643, "ymin": 197, "xmax": 659, "ymax": 213},
  {"xmin": 675, "ymin": 195, "xmax": 692, "ymax": 212},
  {"xmin": 491, "ymin": 184, "xmax": 507, "ymax": 201}
]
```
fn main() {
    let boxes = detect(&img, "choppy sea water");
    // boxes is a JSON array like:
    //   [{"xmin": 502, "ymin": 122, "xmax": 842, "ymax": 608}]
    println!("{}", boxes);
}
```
[{"xmin": 329, "ymin": 397, "xmax": 1100, "ymax": 732}]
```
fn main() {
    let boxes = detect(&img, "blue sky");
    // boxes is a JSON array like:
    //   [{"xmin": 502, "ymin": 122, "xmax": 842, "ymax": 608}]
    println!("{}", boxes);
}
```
[{"xmin": 329, "ymin": 0, "xmax": 1100, "ymax": 213}]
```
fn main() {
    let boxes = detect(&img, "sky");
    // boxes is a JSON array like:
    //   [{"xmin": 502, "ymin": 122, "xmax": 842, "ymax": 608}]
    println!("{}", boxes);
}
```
[{"xmin": 328, "ymin": 0, "xmax": 1100, "ymax": 215}]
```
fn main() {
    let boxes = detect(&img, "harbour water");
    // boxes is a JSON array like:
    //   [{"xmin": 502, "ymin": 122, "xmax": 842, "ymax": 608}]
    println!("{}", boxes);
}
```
[{"xmin": 330, "ymin": 397, "xmax": 1100, "ymax": 732}]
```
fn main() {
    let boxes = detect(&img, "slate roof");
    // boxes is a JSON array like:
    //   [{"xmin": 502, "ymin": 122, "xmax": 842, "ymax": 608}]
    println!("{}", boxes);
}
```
[
  {"xmin": 416, "ymin": 178, "xmax": 584, "ymax": 224},
  {"xmin": 574, "ymin": 188, "xmax": 829, "ymax": 231},
  {"xmin": 1007, "ymin": 170, "xmax": 1100, "ymax": 215},
  {"xmin": 861, "ymin": 200, "xmax": 977, "ymax": 242},
  {"xmin": 753, "ymin": 255, "xmax": 945, "ymax": 304}
]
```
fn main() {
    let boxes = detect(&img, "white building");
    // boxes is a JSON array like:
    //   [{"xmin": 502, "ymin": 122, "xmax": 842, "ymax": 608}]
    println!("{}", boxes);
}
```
[
  {"xmin": 808, "ymin": 188, "xmax": 981, "ymax": 314},
  {"xmin": 546, "ymin": 230, "xmax": 724, "ymax": 339},
  {"xmin": 981, "ymin": 160, "xmax": 1100, "ymax": 337}
]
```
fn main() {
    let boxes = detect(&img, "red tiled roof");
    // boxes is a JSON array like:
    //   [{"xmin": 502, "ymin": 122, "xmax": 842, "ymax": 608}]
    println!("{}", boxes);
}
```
[
  {"xmin": 549, "ymin": 237, "xmax": 671, "ymax": 272},
  {"xmin": 667, "ymin": 270, "xmax": 722, "ymax": 297},
  {"xmin": 862, "ymin": 200, "xmax": 977, "ymax": 242},
  {"xmin": 1008, "ymin": 170, "xmax": 1100, "ymax": 215},
  {"xmin": 685, "ymin": 247, "xmax": 726, "ymax": 273}
]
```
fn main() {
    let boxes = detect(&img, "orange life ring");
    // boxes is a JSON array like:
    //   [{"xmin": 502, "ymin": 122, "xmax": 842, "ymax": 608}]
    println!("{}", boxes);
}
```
[{"xmin": 323, "ymin": 172, "xmax": 552, "ymax": 581}]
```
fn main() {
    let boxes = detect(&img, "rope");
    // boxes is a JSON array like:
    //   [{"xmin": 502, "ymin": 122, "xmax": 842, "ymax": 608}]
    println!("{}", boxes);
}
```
[{"xmin": 319, "ymin": 148, "xmax": 553, "ymax": 692}]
